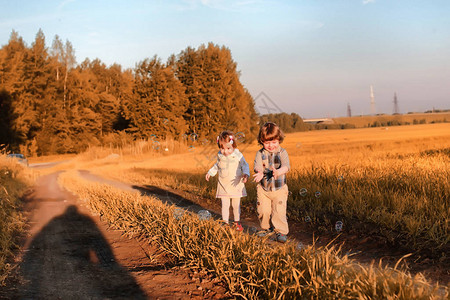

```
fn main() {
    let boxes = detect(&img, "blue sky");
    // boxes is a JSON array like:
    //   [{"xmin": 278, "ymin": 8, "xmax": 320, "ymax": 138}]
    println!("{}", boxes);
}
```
[{"xmin": 1, "ymin": 0, "xmax": 449, "ymax": 118}]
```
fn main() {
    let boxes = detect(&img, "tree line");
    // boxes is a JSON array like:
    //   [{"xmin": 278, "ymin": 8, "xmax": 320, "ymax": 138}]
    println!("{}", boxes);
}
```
[{"xmin": 0, "ymin": 29, "xmax": 264, "ymax": 155}]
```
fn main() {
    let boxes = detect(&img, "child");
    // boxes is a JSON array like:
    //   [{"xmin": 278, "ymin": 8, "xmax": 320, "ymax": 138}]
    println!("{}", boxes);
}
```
[
  {"xmin": 206, "ymin": 131, "xmax": 250, "ymax": 231},
  {"xmin": 253, "ymin": 122, "xmax": 290, "ymax": 243}
]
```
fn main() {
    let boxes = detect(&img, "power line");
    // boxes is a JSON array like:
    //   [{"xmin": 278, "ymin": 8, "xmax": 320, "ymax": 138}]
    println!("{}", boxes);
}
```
[{"xmin": 370, "ymin": 85, "xmax": 376, "ymax": 115}]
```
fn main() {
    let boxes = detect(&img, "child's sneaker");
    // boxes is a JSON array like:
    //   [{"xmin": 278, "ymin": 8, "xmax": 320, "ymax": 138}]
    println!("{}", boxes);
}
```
[
  {"xmin": 276, "ymin": 233, "xmax": 287, "ymax": 243},
  {"xmin": 256, "ymin": 227, "xmax": 274, "ymax": 237},
  {"xmin": 234, "ymin": 221, "xmax": 243, "ymax": 231}
]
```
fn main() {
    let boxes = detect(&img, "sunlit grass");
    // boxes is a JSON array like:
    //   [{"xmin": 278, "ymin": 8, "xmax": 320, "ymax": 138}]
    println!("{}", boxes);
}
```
[
  {"xmin": 86, "ymin": 123, "xmax": 450, "ymax": 254},
  {"xmin": 59, "ymin": 170, "xmax": 448, "ymax": 299},
  {"xmin": 0, "ymin": 155, "xmax": 35, "ymax": 285}
]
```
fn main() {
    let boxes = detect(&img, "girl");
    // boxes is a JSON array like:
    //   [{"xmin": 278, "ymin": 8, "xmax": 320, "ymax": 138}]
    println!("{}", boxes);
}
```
[{"xmin": 206, "ymin": 131, "xmax": 250, "ymax": 231}]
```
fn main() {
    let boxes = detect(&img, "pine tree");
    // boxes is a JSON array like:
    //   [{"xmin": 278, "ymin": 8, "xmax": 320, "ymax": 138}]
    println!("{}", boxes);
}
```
[
  {"xmin": 124, "ymin": 56, "xmax": 187, "ymax": 139},
  {"xmin": 174, "ymin": 43, "xmax": 258, "ymax": 140},
  {"xmin": 0, "ymin": 89, "xmax": 19, "ymax": 150},
  {"xmin": 0, "ymin": 30, "xmax": 54, "ymax": 151},
  {"xmin": 25, "ymin": 29, "xmax": 55, "ymax": 141}
]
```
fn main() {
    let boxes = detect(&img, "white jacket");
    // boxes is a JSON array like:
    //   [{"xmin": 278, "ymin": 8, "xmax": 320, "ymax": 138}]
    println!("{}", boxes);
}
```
[{"xmin": 208, "ymin": 149, "xmax": 250, "ymax": 198}]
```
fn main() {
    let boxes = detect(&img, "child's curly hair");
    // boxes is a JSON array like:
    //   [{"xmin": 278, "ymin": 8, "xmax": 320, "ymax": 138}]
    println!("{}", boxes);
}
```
[
  {"xmin": 257, "ymin": 122, "xmax": 285, "ymax": 145},
  {"xmin": 217, "ymin": 131, "xmax": 237, "ymax": 149}
]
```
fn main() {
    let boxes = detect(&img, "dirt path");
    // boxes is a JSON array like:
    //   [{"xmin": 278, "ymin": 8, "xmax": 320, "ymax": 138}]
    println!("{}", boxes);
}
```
[{"xmin": 2, "ymin": 172, "xmax": 228, "ymax": 299}]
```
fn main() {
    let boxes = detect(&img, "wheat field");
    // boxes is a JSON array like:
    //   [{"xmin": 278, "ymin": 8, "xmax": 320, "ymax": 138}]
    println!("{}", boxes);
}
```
[
  {"xmin": 58, "ymin": 170, "xmax": 447, "ymax": 299},
  {"xmin": 83, "ymin": 123, "xmax": 449, "ymax": 254},
  {"xmin": 47, "ymin": 122, "xmax": 450, "ymax": 298}
]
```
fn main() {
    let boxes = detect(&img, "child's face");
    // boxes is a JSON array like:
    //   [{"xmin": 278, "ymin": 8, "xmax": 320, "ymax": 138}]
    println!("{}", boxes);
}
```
[
  {"xmin": 263, "ymin": 139, "xmax": 280, "ymax": 153},
  {"xmin": 220, "ymin": 143, "xmax": 234, "ymax": 156}
]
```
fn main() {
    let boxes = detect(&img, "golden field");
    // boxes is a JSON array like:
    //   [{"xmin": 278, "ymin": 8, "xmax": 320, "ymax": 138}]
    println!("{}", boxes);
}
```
[
  {"xmin": 58, "ymin": 170, "xmax": 447, "ymax": 299},
  {"xmin": 21, "ymin": 122, "xmax": 448, "ymax": 298},
  {"xmin": 81, "ymin": 123, "xmax": 449, "ymax": 254}
]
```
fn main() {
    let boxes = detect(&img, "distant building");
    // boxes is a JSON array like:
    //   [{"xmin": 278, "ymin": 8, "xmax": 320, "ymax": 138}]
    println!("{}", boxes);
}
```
[{"xmin": 303, "ymin": 118, "xmax": 334, "ymax": 125}]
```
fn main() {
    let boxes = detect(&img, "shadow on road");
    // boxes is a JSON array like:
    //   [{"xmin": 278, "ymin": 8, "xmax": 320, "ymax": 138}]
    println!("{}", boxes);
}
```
[
  {"xmin": 132, "ymin": 185, "xmax": 262, "ymax": 233},
  {"xmin": 77, "ymin": 169, "xmax": 222, "ymax": 220},
  {"xmin": 18, "ymin": 205, "xmax": 147, "ymax": 299},
  {"xmin": 132, "ymin": 184, "xmax": 230, "ymax": 223}
]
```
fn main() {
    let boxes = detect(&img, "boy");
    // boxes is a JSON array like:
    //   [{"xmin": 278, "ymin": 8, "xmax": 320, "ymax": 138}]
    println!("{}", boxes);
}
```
[{"xmin": 253, "ymin": 122, "xmax": 290, "ymax": 243}]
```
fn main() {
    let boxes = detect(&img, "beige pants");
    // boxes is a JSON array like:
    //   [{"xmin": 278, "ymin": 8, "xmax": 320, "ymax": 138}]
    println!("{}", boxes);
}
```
[{"xmin": 256, "ymin": 184, "xmax": 289, "ymax": 235}]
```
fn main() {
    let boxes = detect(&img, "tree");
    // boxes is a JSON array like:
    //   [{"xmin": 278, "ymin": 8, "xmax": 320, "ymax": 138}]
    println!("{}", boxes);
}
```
[
  {"xmin": 25, "ymin": 29, "xmax": 55, "ymax": 139},
  {"xmin": 0, "ymin": 32, "xmax": 27, "ymax": 151},
  {"xmin": 124, "ymin": 56, "xmax": 188, "ymax": 139},
  {"xmin": 174, "ymin": 43, "xmax": 258, "ymax": 139},
  {"xmin": 259, "ymin": 112, "xmax": 308, "ymax": 133},
  {"xmin": 1, "ymin": 28, "xmax": 259, "ymax": 154},
  {"xmin": 50, "ymin": 35, "xmax": 76, "ymax": 108},
  {"xmin": 50, "ymin": 35, "xmax": 63, "ymax": 81},
  {"xmin": 0, "ymin": 30, "xmax": 27, "ymax": 94},
  {"xmin": 0, "ymin": 30, "xmax": 54, "ymax": 150},
  {"xmin": 0, "ymin": 89, "xmax": 19, "ymax": 150},
  {"xmin": 76, "ymin": 59, "xmax": 132, "ymax": 136}
]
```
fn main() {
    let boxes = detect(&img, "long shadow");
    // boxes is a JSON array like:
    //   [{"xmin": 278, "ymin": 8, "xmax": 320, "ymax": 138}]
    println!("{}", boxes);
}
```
[
  {"xmin": 77, "ymin": 169, "xmax": 223, "ymax": 222},
  {"xmin": 132, "ymin": 184, "xmax": 222, "ymax": 219},
  {"xmin": 18, "ymin": 205, "xmax": 147, "ymax": 299},
  {"xmin": 132, "ymin": 185, "xmax": 262, "ymax": 235},
  {"xmin": 77, "ymin": 169, "xmax": 252, "ymax": 231}
]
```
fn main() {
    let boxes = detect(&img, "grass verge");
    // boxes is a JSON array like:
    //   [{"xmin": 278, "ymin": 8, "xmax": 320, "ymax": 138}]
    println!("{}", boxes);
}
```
[{"xmin": 0, "ymin": 156, "xmax": 34, "ymax": 285}]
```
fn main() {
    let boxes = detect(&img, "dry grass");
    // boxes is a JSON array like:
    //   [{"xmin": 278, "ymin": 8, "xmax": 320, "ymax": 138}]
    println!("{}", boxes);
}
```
[
  {"xmin": 58, "ymin": 170, "xmax": 448, "ymax": 299},
  {"xmin": 0, "ymin": 155, "xmax": 35, "ymax": 285},
  {"xmin": 87, "ymin": 123, "xmax": 450, "ymax": 254}
]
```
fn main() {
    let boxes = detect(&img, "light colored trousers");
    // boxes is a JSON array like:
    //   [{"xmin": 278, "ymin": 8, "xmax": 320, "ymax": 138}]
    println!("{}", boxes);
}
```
[
  {"xmin": 221, "ymin": 197, "xmax": 241, "ymax": 223},
  {"xmin": 256, "ymin": 184, "xmax": 289, "ymax": 235}
]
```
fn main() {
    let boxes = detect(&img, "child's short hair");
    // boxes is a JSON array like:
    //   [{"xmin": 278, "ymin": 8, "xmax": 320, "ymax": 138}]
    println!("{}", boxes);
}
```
[
  {"xmin": 217, "ymin": 131, "xmax": 237, "ymax": 149},
  {"xmin": 258, "ymin": 122, "xmax": 285, "ymax": 145}
]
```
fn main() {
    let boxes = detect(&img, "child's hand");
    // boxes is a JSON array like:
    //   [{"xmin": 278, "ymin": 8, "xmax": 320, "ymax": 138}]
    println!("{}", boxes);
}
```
[
  {"xmin": 242, "ymin": 174, "xmax": 248, "ymax": 183},
  {"xmin": 205, "ymin": 173, "xmax": 210, "ymax": 181},
  {"xmin": 272, "ymin": 166, "xmax": 279, "ymax": 179},
  {"xmin": 253, "ymin": 171, "xmax": 263, "ymax": 183}
]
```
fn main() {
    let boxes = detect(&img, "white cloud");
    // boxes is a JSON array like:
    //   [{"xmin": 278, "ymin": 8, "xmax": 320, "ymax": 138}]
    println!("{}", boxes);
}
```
[{"xmin": 362, "ymin": 0, "xmax": 376, "ymax": 4}]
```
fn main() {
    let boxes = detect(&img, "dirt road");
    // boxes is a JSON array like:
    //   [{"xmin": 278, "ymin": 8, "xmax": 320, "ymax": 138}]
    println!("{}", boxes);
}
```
[{"xmin": 2, "ymin": 172, "xmax": 228, "ymax": 299}]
